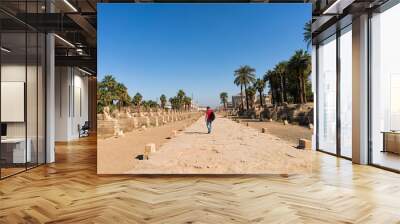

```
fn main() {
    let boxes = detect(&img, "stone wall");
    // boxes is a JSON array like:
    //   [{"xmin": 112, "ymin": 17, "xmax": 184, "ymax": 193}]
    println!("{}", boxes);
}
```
[
  {"xmin": 261, "ymin": 103, "xmax": 314, "ymax": 125},
  {"xmin": 228, "ymin": 103, "xmax": 314, "ymax": 126},
  {"xmin": 97, "ymin": 108, "xmax": 201, "ymax": 139}
]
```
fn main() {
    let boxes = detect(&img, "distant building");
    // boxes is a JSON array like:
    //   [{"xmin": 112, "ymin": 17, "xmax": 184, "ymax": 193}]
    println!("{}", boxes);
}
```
[
  {"xmin": 253, "ymin": 93, "xmax": 272, "ymax": 109},
  {"xmin": 198, "ymin": 106, "xmax": 208, "ymax": 111},
  {"xmin": 259, "ymin": 93, "xmax": 271, "ymax": 106},
  {"xmin": 226, "ymin": 102, "xmax": 233, "ymax": 109},
  {"xmin": 232, "ymin": 94, "xmax": 242, "ymax": 109},
  {"xmin": 165, "ymin": 102, "xmax": 172, "ymax": 109},
  {"xmin": 190, "ymin": 101, "xmax": 200, "ymax": 111}
]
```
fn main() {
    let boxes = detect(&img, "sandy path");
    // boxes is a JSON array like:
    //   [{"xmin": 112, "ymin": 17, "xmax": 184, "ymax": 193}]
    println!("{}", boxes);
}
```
[
  {"xmin": 97, "ymin": 116, "xmax": 200, "ymax": 174},
  {"xmin": 126, "ymin": 115, "xmax": 312, "ymax": 174}
]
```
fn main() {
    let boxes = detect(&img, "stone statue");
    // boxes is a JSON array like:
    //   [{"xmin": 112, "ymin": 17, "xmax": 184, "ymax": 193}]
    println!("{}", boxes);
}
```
[
  {"xmin": 122, "ymin": 107, "xmax": 132, "ymax": 118},
  {"xmin": 103, "ymin": 106, "xmax": 113, "ymax": 120},
  {"xmin": 111, "ymin": 109, "xmax": 120, "ymax": 119}
]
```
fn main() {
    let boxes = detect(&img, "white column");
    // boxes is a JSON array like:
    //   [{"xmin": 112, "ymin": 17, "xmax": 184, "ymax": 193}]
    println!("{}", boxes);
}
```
[
  {"xmin": 45, "ymin": 0, "xmax": 56, "ymax": 163},
  {"xmin": 46, "ymin": 33, "xmax": 55, "ymax": 163},
  {"xmin": 312, "ymin": 45, "xmax": 317, "ymax": 150},
  {"xmin": 352, "ymin": 14, "xmax": 369, "ymax": 164}
]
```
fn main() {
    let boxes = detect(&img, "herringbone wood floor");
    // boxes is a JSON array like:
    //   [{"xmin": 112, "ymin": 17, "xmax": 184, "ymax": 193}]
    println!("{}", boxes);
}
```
[{"xmin": 1, "ymin": 136, "xmax": 400, "ymax": 223}]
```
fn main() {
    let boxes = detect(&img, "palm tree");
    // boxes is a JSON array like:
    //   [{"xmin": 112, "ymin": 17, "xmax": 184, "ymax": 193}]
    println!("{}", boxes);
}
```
[
  {"xmin": 98, "ymin": 75, "xmax": 129, "ymax": 113},
  {"xmin": 264, "ymin": 70, "xmax": 280, "ymax": 105},
  {"xmin": 219, "ymin": 92, "xmax": 228, "ymax": 110},
  {"xmin": 141, "ymin": 100, "xmax": 149, "ymax": 110},
  {"xmin": 263, "ymin": 71, "xmax": 272, "ymax": 104},
  {"xmin": 234, "ymin": 65, "xmax": 256, "ymax": 110},
  {"xmin": 234, "ymin": 73, "xmax": 245, "ymax": 110},
  {"xmin": 146, "ymin": 100, "xmax": 158, "ymax": 108},
  {"xmin": 169, "ymin": 97, "xmax": 179, "ymax": 110},
  {"xmin": 98, "ymin": 75, "xmax": 118, "ymax": 106},
  {"xmin": 97, "ymin": 86, "xmax": 108, "ymax": 113},
  {"xmin": 183, "ymin": 96, "xmax": 192, "ymax": 111},
  {"xmin": 101, "ymin": 75, "xmax": 117, "ymax": 91},
  {"xmin": 274, "ymin": 61, "xmax": 288, "ymax": 103},
  {"xmin": 245, "ymin": 86, "xmax": 256, "ymax": 109},
  {"xmin": 132, "ymin": 92, "xmax": 143, "ymax": 111},
  {"xmin": 254, "ymin": 79, "xmax": 265, "ymax": 108},
  {"xmin": 177, "ymin": 89, "xmax": 186, "ymax": 110},
  {"xmin": 160, "ymin": 94, "xmax": 167, "ymax": 109},
  {"xmin": 115, "ymin": 82, "xmax": 130, "ymax": 110},
  {"xmin": 288, "ymin": 50, "xmax": 310, "ymax": 104},
  {"xmin": 141, "ymin": 100, "xmax": 157, "ymax": 110},
  {"xmin": 169, "ymin": 97, "xmax": 174, "ymax": 109},
  {"xmin": 303, "ymin": 21, "xmax": 312, "ymax": 50}
]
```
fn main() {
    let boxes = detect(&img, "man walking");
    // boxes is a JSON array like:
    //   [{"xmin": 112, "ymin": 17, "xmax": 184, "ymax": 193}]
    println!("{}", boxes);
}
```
[{"xmin": 205, "ymin": 106, "xmax": 215, "ymax": 134}]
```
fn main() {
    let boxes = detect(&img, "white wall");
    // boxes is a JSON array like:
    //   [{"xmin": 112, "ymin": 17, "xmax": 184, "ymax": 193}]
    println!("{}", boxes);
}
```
[
  {"xmin": 55, "ymin": 67, "xmax": 89, "ymax": 141},
  {"xmin": 55, "ymin": 67, "xmax": 69, "ymax": 141},
  {"xmin": 71, "ymin": 71, "xmax": 89, "ymax": 138},
  {"xmin": 1, "ymin": 64, "xmax": 26, "ymax": 135},
  {"xmin": 1, "ymin": 65, "xmax": 37, "ymax": 138},
  {"xmin": 1, "ymin": 63, "xmax": 46, "ymax": 164}
]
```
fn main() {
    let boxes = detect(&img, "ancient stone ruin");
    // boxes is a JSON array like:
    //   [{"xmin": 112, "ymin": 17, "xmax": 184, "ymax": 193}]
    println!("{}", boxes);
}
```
[{"xmin": 97, "ymin": 108, "xmax": 201, "ymax": 139}]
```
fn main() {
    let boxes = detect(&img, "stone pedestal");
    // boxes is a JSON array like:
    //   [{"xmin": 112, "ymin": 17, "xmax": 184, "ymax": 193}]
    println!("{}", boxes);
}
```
[
  {"xmin": 144, "ymin": 143, "xmax": 156, "ymax": 159},
  {"xmin": 299, "ymin": 139, "xmax": 311, "ymax": 150}
]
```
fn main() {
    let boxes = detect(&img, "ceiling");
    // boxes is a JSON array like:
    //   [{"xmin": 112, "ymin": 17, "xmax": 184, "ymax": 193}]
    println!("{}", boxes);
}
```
[{"xmin": 1, "ymin": 0, "xmax": 317, "ymax": 75}]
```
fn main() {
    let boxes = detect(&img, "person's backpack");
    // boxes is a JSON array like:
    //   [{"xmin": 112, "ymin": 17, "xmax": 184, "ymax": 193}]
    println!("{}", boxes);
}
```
[{"xmin": 209, "ymin": 111, "xmax": 215, "ymax": 121}]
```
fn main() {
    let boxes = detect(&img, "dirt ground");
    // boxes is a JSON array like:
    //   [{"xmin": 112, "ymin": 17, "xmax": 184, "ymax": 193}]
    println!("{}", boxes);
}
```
[
  {"xmin": 97, "ymin": 117, "xmax": 200, "ymax": 174},
  {"xmin": 124, "ymin": 116, "xmax": 312, "ymax": 174},
  {"xmin": 237, "ymin": 118, "xmax": 313, "ymax": 145}
]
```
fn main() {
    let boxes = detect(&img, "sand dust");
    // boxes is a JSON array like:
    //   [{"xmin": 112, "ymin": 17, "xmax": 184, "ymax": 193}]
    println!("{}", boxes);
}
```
[{"xmin": 121, "ymin": 115, "xmax": 312, "ymax": 174}]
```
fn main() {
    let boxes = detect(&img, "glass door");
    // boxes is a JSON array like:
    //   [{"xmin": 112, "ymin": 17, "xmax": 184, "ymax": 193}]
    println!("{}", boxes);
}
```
[
  {"xmin": 339, "ymin": 25, "xmax": 352, "ymax": 158},
  {"xmin": 1, "ymin": 31, "xmax": 28, "ymax": 178},
  {"xmin": 370, "ymin": 2, "xmax": 400, "ymax": 171},
  {"xmin": 317, "ymin": 34, "xmax": 337, "ymax": 154}
]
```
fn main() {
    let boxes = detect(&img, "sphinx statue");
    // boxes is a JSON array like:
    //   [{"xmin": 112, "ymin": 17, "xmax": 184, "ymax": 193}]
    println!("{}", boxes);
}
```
[
  {"xmin": 103, "ymin": 106, "xmax": 113, "ymax": 120},
  {"xmin": 111, "ymin": 109, "xmax": 120, "ymax": 119},
  {"xmin": 121, "ymin": 107, "xmax": 132, "ymax": 118}
]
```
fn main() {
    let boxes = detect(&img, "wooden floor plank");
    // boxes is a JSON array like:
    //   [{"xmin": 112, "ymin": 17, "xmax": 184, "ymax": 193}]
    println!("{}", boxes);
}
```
[{"xmin": 0, "ymin": 136, "xmax": 399, "ymax": 223}]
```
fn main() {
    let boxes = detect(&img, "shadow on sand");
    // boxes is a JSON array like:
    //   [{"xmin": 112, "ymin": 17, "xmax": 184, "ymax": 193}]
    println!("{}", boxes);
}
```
[{"xmin": 184, "ymin": 131, "xmax": 208, "ymax": 135}]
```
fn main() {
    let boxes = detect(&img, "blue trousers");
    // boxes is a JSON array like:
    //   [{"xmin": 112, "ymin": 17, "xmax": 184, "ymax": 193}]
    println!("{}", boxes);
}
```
[{"xmin": 206, "ymin": 120, "xmax": 212, "ymax": 133}]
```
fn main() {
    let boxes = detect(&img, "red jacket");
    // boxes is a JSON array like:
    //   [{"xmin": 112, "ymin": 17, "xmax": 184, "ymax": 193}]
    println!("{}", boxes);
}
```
[{"xmin": 205, "ymin": 109, "xmax": 213, "ymax": 120}]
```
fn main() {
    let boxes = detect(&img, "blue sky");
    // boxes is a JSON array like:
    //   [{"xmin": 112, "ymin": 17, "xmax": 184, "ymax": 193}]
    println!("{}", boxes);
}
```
[{"xmin": 98, "ymin": 4, "xmax": 311, "ymax": 107}]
